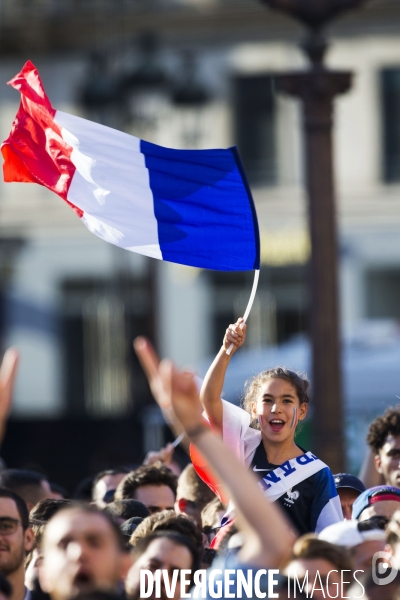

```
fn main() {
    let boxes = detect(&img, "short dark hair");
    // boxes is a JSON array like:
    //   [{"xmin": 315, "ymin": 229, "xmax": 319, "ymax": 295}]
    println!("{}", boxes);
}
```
[
  {"xmin": 358, "ymin": 516, "xmax": 388, "ymax": 531},
  {"xmin": 0, "ymin": 488, "xmax": 29, "ymax": 529},
  {"xmin": 103, "ymin": 499, "xmax": 150, "ymax": 521},
  {"xmin": 132, "ymin": 530, "xmax": 200, "ymax": 574},
  {"xmin": 0, "ymin": 469, "xmax": 48, "ymax": 508},
  {"xmin": 45, "ymin": 505, "xmax": 127, "ymax": 552},
  {"xmin": 367, "ymin": 406, "xmax": 400, "ymax": 453},
  {"xmin": 27, "ymin": 499, "xmax": 77, "ymax": 570},
  {"xmin": 115, "ymin": 465, "xmax": 177, "ymax": 501},
  {"xmin": 92, "ymin": 468, "xmax": 131, "ymax": 499},
  {"xmin": 30, "ymin": 498, "xmax": 75, "ymax": 523},
  {"xmin": 129, "ymin": 510, "xmax": 203, "ymax": 551}
]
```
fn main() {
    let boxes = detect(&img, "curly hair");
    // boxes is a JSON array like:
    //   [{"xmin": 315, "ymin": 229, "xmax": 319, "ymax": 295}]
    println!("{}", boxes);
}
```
[
  {"xmin": 367, "ymin": 406, "xmax": 400, "ymax": 453},
  {"xmin": 242, "ymin": 366, "xmax": 310, "ymax": 429},
  {"xmin": 114, "ymin": 464, "xmax": 177, "ymax": 501}
]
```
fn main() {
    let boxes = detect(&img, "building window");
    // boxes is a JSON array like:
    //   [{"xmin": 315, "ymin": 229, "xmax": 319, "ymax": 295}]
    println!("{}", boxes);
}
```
[
  {"xmin": 382, "ymin": 68, "xmax": 400, "ymax": 182},
  {"xmin": 233, "ymin": 74, "xmax": 276, "ymax": 186},
  {"xmin": 62, "ymin": 277, "xmax": 153, "ymax": 417},
  {"xmin": 366, "ymin": 268, "xmax": 400, "ymax": 318}
]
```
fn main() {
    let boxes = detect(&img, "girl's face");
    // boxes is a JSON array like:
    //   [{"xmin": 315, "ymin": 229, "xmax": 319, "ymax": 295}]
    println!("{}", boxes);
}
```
[{"xmin": 251, "ymin": 377, "xmax": 307, "ymax": 444}]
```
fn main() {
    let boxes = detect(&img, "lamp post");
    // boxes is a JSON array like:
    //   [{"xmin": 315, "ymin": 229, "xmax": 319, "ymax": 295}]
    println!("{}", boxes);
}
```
[
  {"xmin": 121, "ymin": 33, "xmax": 171, "ymax": 137},
  {"xmin": 172, "ymin": 51, "xmax": 210, "ymax": 148},
  {"xmin": 261, "ymin": 0, "xmax": 367, "ymax": 471}
]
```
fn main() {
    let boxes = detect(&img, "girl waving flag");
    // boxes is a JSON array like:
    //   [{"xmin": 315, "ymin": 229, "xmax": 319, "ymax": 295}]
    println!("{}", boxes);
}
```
[{"xmin": 198, "ymin": 318, "xmax": 343, "ymax": 534}]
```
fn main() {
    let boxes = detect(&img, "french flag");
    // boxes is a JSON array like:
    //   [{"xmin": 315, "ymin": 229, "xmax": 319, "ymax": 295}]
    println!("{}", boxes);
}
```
[{"xmin": 2, "ymin": 61, "xmax": 260, "ymax": 272}]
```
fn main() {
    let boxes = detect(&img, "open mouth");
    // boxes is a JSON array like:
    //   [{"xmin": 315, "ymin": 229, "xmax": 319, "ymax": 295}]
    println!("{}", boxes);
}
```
[
  {"xmin": 269, "ymin": 419, "xmax": 285, "ymax": 432},
  {"xmin": 73, "ymin": 572, "xmax": 93, "ymax": 588}
]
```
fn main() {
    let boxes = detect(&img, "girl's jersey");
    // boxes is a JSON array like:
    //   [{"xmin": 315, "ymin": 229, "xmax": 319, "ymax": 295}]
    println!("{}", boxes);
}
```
[
  {"xmin": 250, "ymin": 440, "xmax": 341, "ymax": 534},
  {"xmin": 221, "ymin": 399, "xmax": 343, "ymax": 534}
]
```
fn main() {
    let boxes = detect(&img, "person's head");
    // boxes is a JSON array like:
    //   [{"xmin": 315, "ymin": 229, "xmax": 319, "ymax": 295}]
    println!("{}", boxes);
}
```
[
  {"xmin": 74, "ymin": 476, "xmax": 95, "ymax": 502},
  {"xmin": 92, "ymin": 469, "xmax": 130, "ymax": 509},
  {"xmin": 115, "ymin": 465, "xmax": 177, "ymax": 514},
  {"xmin": 25, "ymin": 499, "xmax": 76, "ymax": 590},
  {"xmin": 201, "ymin": 497, "xmax": 225, "ymax": 547},
  {"xmin": 120, "ymin": 517, "xmax": 144, "ymax": 542},
  {"xmin": 175, "ymin": 465, "xmax": 215, "ymax": 527},
  {"xmin": 367, "ymin": 407, "xmax": 400, "ymax": 487},
  {"xmin": 0, "ymin": 470, "xmax": 52, "ymax": 511},
  {"xmin": 38, "ymin": 505, "xmax": 131, "ymax": 600},
  {"xmin": 125, "ymin": 531, "xmax": 200, "ymax": 600},
  {"xmin": 333, "ymin": 473, "xmax": 366, "ymax": 520},
  {"xmin": 103, "ymin": 500, "xmax": 150, "ymax": 525},
  {"xmin": 0, "ymin": 488, "xmax": 34, "ymax": 577},
  {"xmin": 242, "ymin": 367, "xmax": 309, "ymax": 443},
  {"xmin": 319, "ymin": 519, "xmax": 386, "ymax": 571},
  {"xmin": 352, "ymin": 486, "xmax": 400, "ymax": 521},
  {"xmin": 129, "ymin": 509, "xmax": 203, "ymax": 553},
  {"xmin": 30, "ymin": 498, "xmax": 75, "ymax": 523},
  {"xmin": 284, "ymin": 535, "xmax": 354, "ymax": 600}
]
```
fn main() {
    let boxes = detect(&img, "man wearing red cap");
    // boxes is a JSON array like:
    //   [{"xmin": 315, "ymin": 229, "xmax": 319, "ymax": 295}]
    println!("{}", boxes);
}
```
[{"xmin": 352, "ymin": 486, "xmax": 400, "ymax": 521}]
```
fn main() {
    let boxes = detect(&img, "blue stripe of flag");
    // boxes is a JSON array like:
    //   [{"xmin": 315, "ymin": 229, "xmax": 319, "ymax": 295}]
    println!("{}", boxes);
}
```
[{"xmin": 140, "ymin": 140, "xmax": 260, "ymax": 271}]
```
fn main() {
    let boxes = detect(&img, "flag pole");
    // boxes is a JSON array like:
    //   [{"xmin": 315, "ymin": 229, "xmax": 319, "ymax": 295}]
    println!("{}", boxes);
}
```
[{"xmin": 226, "ymin": 269, "xmax": 260, "ymax": 356}]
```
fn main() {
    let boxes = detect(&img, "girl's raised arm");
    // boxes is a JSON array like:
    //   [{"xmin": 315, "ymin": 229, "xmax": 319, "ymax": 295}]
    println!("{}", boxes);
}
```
[{"xmin": 199, "ymin": 318, "xmax": 246, "ymax": 434}]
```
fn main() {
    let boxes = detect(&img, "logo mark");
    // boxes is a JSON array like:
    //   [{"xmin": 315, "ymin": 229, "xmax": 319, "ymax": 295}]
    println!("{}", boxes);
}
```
[
  {"xmin": 372, "ymin": 551, "xmax": 398, "ymax": 586},
  {"xmin": 286, "ymin": 489, "xmax": 300, "ymax": 501},
  {"xmin": 284, "ymin": 488, "xmax": 300, "ymax": 506},
  {"xmin": 253, "ymin": 466, "xmax": 270, "ymax": 472}
]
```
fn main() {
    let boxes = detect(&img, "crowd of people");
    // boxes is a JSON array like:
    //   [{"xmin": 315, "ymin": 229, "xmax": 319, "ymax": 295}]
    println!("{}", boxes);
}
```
[{"xmin": 0, "ymin": 321, "xmax": 400, "ymax": 599}]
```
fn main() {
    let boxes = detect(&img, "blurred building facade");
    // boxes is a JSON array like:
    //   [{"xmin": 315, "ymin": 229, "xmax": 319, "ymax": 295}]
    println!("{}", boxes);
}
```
[{"xmin": 1, "ymin": 0, "xmax": 400, "ymax": 477}]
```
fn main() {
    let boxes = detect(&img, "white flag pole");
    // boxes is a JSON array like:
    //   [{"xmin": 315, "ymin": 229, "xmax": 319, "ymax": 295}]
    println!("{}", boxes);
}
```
[{"xmin": 226, "ymin": 269, "xmax": 260, "ymax": 356}]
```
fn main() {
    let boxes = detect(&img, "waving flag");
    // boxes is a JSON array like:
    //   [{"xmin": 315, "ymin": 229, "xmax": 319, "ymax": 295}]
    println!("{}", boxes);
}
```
[{"xmin": 2, "ymin": 61, "xmax": 260, "ymax": 271}]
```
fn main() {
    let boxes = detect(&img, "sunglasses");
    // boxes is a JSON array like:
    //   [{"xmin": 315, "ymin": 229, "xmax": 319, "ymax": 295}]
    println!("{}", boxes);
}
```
[{"xmin": 0, "ymin": 517, "xmax": 22, "ymax": 535}]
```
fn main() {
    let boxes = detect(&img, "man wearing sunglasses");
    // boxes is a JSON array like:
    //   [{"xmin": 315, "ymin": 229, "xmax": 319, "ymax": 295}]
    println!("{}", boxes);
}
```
[{"xmin": 0, "ymin": 488, "xmax": 34, "ymax": 600}]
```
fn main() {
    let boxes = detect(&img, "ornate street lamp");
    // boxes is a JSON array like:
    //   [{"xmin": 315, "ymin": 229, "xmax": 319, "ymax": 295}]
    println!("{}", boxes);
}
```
[
  {"xmin": 121, "ymin": 33, "xmax": 171, "ymax": 137},
  {"xmin": 261, "ymin": 0, "xmax": 367, "ymax": 471},
  {"xmin": 172, "ymin": 51, "xmax": 211, "ymax": 148},
  {"xmin": 80, "ymin": 51, "xmax": 122, "ymax": 129}
]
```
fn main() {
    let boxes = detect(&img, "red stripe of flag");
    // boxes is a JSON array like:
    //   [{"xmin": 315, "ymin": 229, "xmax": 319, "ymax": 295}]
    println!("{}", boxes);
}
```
[{"xmin": 1, "ymin": 60, "xmax": 82, "ymax": 218}]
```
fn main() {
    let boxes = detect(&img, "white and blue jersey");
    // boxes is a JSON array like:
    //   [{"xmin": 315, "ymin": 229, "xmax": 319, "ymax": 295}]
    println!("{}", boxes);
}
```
[{"xmin": 221, "ymin": 400, "xmax": 343, "ymax": 534}]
